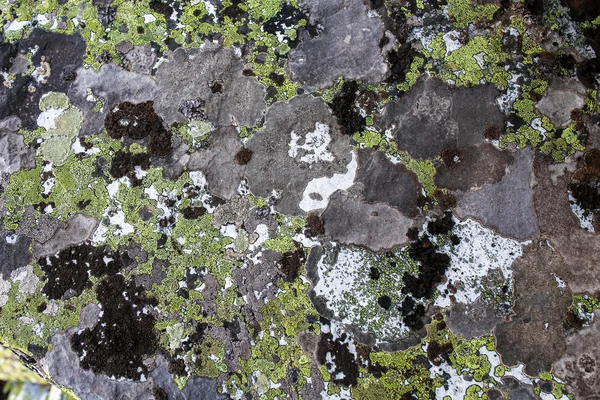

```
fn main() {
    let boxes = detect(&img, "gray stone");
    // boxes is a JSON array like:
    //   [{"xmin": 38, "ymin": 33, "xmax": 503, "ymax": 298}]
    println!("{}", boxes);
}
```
[
  {"xmin": 355, "ymin": 148, "xmax": 420, "ymax": 217},
  {"xmin": 43, "ymin": 305, "xmax": 217, "ymax": 400},
  {"xmin": 554, "ymin": 310, "xmax": 600, "ymax": 399},
  {"xmin": 535, "ymin": 77, "xmax": 587, "ymax": 129},
  {"xmin": 187, "ymin": 127, "xmax": 245, "ymax": 200},
  {"xmin": 33, "ymin": 214, "xmax": 98, "ymax": 258},
  {"xmin": 321, "ymin": 189, "xmax": 413, "ymax": 252},
  {"xmin": 454, "ymin": 148, "xmax": 539, "ymax": 240},
  {"xmin": 154, "ymin": 45, "xmax": 267, "ymax": 127},
  {"xmin": 377, "ymin": 77, "xmax": 505, "ymax": 159},
  {"xmin": 445, "ymin": 298, "xmax": 504, "ymax": 340},
  {"xmin": 289, "ymin": 0, "xmax": 388, "ymax": 89},
  {"xmin": 68, "ymin": 63, "xmax": 158, "ymax": 136},
  {"xmin": 245, "ymin": 95, "xmax": 353, "ymax": 215}
]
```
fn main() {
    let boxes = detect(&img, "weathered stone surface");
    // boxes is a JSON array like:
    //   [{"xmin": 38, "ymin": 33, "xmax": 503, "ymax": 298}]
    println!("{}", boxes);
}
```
[
  {"xmin": 377, "ymin": 77, "xmax": 505, "ymax": 159},
  {"xmin": 322, "ymin": 189, "xmax": 413, "ymax": 252},
  {"xmin": 553, "ymin": 310, "xmax": 600, "ymax": 399},
  {"xmin": 535, "ymin": 77, "xmax": 587, "ymax": 128},
  {"xmin": 188, "ymin": 127, "xmax": 245, "ymax": 200},
  {"xmin": 495, "ymin": 240, "xmax": 572, "ymax": 376},
  {"xmin": 245, "ymin": 95, "xmax": 353, "ymax": 215},
  {"xmin": 33, "ymin": 214, "xmax": 98, "ymax": 258},
  {"xmin": 435, "ymin": 144, "xmax": 514, "ymax": 192},
  {"xmin": 454, "ymin": 148, "xmax": 539, "ymax": 240},
  {"xmin": 68, "ymin": 63, "xmax": 157, "ymax": 136},
  {"xmin": 154, "ymin": 45, "xmax": 267, "ymax": 127},
  {"xmin": 289, "ymin": 0, "xmax": 388, "ymax": 89},
  {"xmin": 356, "ymin": 148, "xmax": 421, "ymax": 217}
]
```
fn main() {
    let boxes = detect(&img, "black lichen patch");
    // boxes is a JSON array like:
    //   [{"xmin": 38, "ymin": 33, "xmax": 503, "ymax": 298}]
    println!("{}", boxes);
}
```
[
  {"xmin": 426, "ymin": 340, "xmax": 453, "ymax": 366},
  {"xmin": 152, "ymin": 387, "xmax": 168, "ymax": 400},
  {"xmin": 316, "ymin": 332, "xmax": 360, "ymax": 386},
  {"xmin": 105, "ymin": 101, "xmax": 173, "ymax": 156},
  {"xmin": 71, "ymin": 274, "xmax": 158, "ymax": 380},
  {"xmin": 386, "ymin": 43, "xmax": 422, "ymax": 85},
  {"xmin": 433, "ymin": 189, "xmax": 457, "ymax": 210},
  {"xmin": 168, "ymin": 358, "xmax": 187, "ymax": 377},
  {"xmin": 484, "ymin": 125, "xmax": 502, "ymax": 141},
  {"xmin": 377, "ymin": 295, "xmax": 392, "ymax": 309},
  {"xmin": 109, "ymin": 150, "xmax": 151, "ymax": 182},
  {"xmin": 263, "ymin": 3, "xmax": 315, "ymax": 47},
  {"xmin": 234, "ymin": 148, "xmax": 253, "ymax": 165},
  {"xmin": 369, "ymin": 267, "xmax": 381, "ymax": 280},
  {"xmin": 278, "ymin": 244, "xmax": 305, "ymax": 282},
  {"xmin": 398, "ymin": 214, "xmax": 455, "ymax": 330},
  {"xmin": 305, "ymin": 212, "xmax": 325, "ymax": 237},
  {"xmin": 427, "ymin": 211, "xmax": 455, "ymax": 236},
  {"xmin": 570, "ymin": 151, "xmax": 600, "ymax": 217},
  {"xmin": 105, "ymin": 101, "xmax": 160, "ymax": 140},
  {"xmin": 39, "ymin": 242, "xmax": 121, "ymax": 300},
  {"xmin": 561, "ymin": 0, "xmax": 600, "ymax": 21},
  {"xmin": 149, "ymin": 0, "xmax": 173, "ymax": 19},
  {"xmin": 221, "ymin": 0, "xmax": 246, "ymax": 21},
  {"xmin": 181, "ymin": 206, "xmax": 207, "ymax": 220},
  {"xmin": 328, "ymin": 81, "xmax": 366, "ymax": 136}
]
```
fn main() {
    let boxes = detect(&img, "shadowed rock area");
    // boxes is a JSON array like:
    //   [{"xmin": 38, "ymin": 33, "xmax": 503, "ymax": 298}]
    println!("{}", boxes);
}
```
[{"xmin": 377, "ymin": 77, "xmax": 505, "ymax": 159}]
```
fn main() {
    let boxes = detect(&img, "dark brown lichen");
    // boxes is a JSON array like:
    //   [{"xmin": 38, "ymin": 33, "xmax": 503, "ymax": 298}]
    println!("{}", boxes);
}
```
[
  {"xmin": 234, "ymin": 148, "xmax": 253, "ymax": 165},
  {"xmin": 39, "ymin": 243, "xmax": 121, "ymax": 300},
  {"xmin": 70, "ymin": 274, "xmax": 158, "ymax": 380}
]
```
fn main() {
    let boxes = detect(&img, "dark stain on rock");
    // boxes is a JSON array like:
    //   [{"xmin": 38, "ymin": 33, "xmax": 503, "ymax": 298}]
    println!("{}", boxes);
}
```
[
  {"xmin": 305, "ymin": 212, "xmax": 325, "ymax": 237},
  {"xmin": 436, "ymin": 144, "xmax": 514, "ymax": 192},
  {"xmin": 181, "ymin": 206, "xmax": 207, "ymax": 220},
  {"xmin": 279, "ymin": 244, "xmax": 305, "ymax": 282},
  {"xmin": 105, "ymin": 101, "xmax": 172, "ymax": 156},
  {"xmin": 109, "ymin": 150, "xmax": 151, "ymax": 182},
  {"xmin": 71, "ymin": 274, "xmax": 158, "ymax": 380}
]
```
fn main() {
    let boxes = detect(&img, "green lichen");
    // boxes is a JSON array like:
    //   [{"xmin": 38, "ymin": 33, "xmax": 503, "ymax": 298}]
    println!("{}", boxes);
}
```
[
  {"xmin": 233, "ymin": 278, "xmax": 320, "ymax": 399},
  {"xmin": 569, "ymin": 294, "xmax": 600, "ymax": 326},
  {"xmin": 446, "ymin": 0, "xmax": 499, "ymax": 29},
  {"xmin": 264, "ymin": 214, "xmax": 305, "ymax": 253}
]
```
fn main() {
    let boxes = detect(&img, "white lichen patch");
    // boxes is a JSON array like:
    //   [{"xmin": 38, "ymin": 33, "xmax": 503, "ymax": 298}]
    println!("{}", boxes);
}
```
[
  {"xmin": 299, "ymin": 151, "xmax": 357, "ymax": 212},
  {"xmin": 434, "ymin": 218, "xmax": 525, "ymax": 308},
  {"xmin": 313, "ymin": 244, "xmax": 413, "ymax": 342},
  {"xmin": 568, "ymin": 193, "xmax": 595, "ymax": 232},
  {"xmin": 496, "ymin": 68, "xmax": 523, "ymax": 114},
  {"xmin": 442, "ymin": 30, "xmax": 463, "ymax": 56},
  {"xmin": 288, "ymin": 122, "xmax": 334, "ymax": 164}
]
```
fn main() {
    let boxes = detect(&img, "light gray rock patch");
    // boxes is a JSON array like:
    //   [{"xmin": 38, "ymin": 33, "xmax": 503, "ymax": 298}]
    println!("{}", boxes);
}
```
[
  {"xmin": 454, "ymin": 148, "xmax": 539, "ymax": 240},
  {"xmin": 154, "ymin": 44, "xmax": 267, "ymax": 127},
  {"xmin": 245, "ymin": 95, "xmax": 352, "ymax": 215},
  {"xmin": 535, "ymin": 77, "xmax": 587, "ymax": 129},
  {"xmin": 289, "ymin": 0, "xmax": 388, "ymax": 89},
  {"xmin": 68, "ymin": 63, "xmax": 158, "ymax": 136},
  {"xmin": 33, "ymin": 214, "xmax": 98, "ymax": 258}
]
